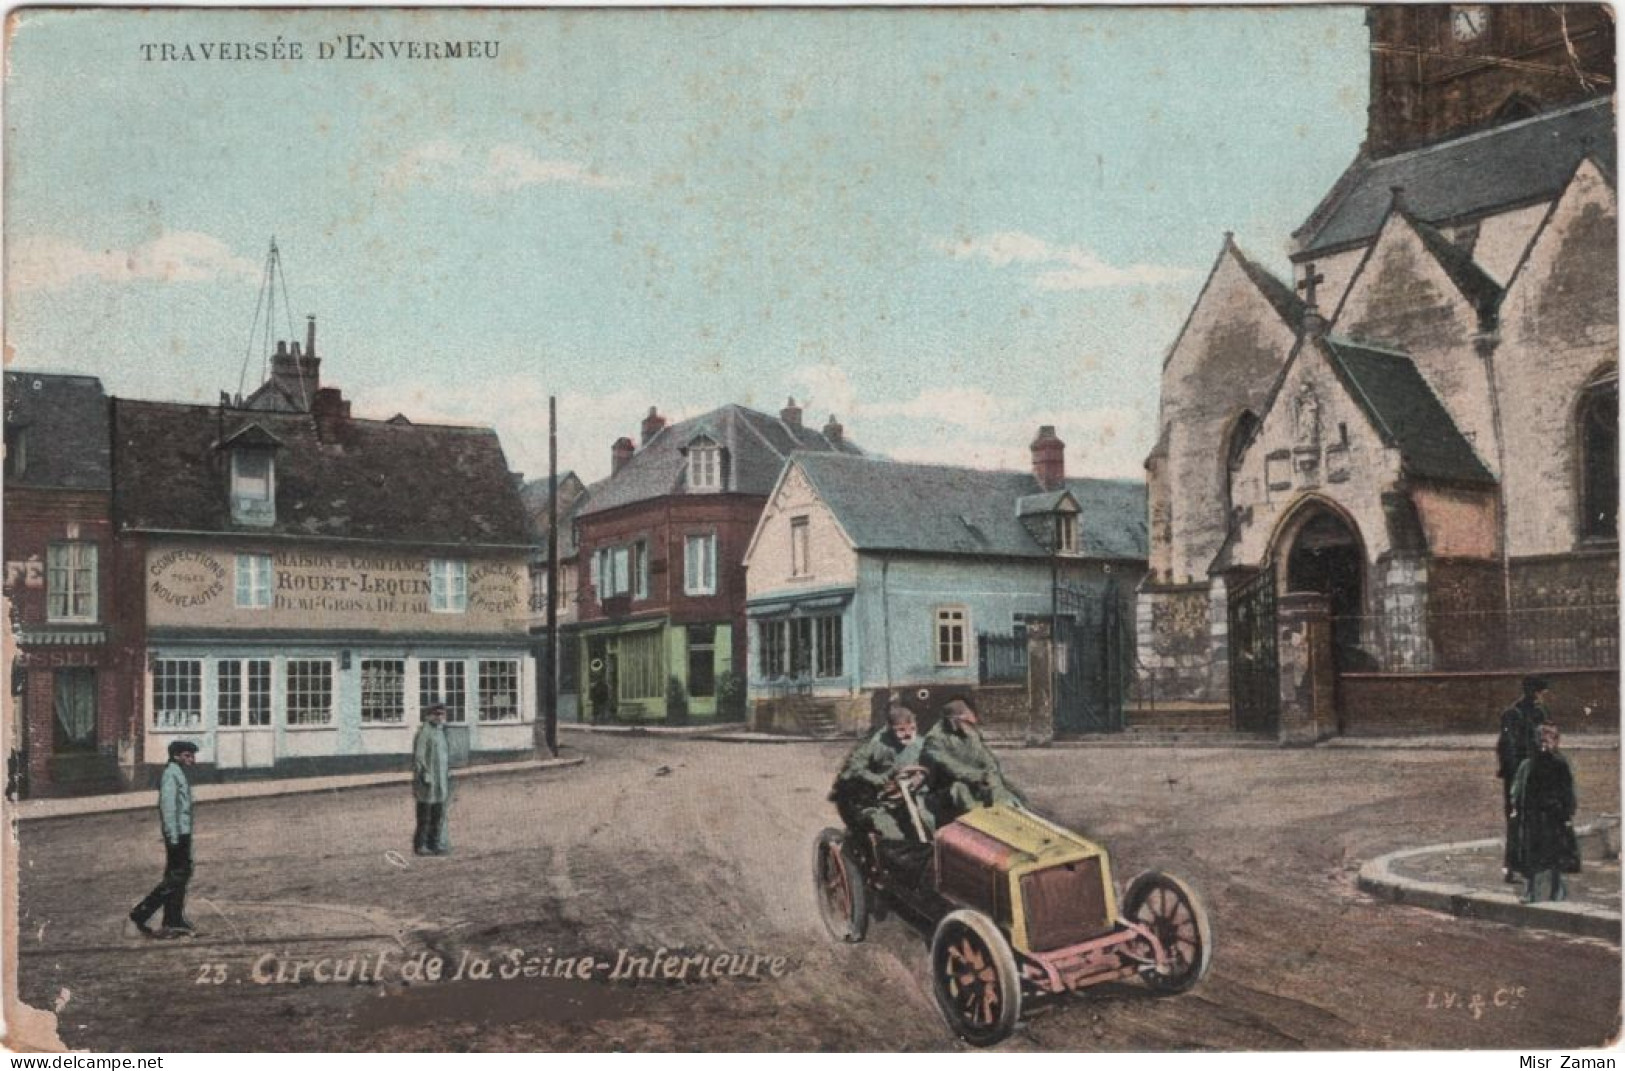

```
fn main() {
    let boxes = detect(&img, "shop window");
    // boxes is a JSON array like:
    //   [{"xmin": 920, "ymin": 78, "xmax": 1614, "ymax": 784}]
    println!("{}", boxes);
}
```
[
  {"xmin": 759, "ymin": 620, "xmax": 787, "ymax": 679},
  {"xmin": 53, "ymin": 668, "xmax": 96, "ymax": 752},
  {"xmin": 815, "ymin": 615, "xmax": 843, "ymax": 678},
  {"xmin": 286, "ymin": 660, "xmax": 334, "ymax": 726},
  {"xmin": 46, "ymin": 542, "xmax": 97, "ymax": 622},
  {"xmin": 153, "ymin": 659, "xmax": 203, "ymax": 729},
  {"xmin": 217, "ymin": 659, "xmax": 271, "ymax": 727},
  {"xmin": 431, "ymin": 559, "xmax": 467, "ymax": 612},
  {"xmin": 361, "ymin": 660, "xmax": 406, "ymax": 723},
  {"xmin": 418, "ymin": 659, "xmax": 467, "ymax": 722},
  {"xmin": 478, "ymin": 659, "xmax": 521, "ymax": 721}
]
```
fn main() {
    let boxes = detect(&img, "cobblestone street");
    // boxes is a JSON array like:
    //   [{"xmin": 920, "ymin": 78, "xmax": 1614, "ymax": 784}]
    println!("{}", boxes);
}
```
[{"xmin": 14, "ymin": 736, "xmax": 1622, "ymax": 1051}]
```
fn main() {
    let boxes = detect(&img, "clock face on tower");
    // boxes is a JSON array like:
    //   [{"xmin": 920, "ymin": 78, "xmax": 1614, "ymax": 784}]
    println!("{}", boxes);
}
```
[{"xmin": 1452, "ymin": 5, "xmax": 1488, "ymax": 42}]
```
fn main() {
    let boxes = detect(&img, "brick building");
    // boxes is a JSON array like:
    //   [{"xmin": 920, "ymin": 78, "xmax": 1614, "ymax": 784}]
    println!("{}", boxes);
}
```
[
  {"xmin": 573, "ymin": 401, "xmax": 859, "ymax": 723},
  {"xmin": 4, "ymin": 372, "xmax": 132, "ymax": 797},
  {"xmin": 1141, "ymin": 4, "xmax": 1617, "ymax": 739}
]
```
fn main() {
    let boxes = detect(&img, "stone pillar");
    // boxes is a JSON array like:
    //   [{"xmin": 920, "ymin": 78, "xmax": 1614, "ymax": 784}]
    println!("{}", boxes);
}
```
[
  {"xmin": 1025, "ymin": 621, "xmax": 1055, "ymax": 746},
  {"xmin": 1276, "ymin": 592, "xmax": 1337, "ymax": 745}
]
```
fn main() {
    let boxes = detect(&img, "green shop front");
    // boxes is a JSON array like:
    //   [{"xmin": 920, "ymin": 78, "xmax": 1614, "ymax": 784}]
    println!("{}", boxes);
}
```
[{"xmin": 580, "ymin": 617, "xmax": 734, "ymax": 723}]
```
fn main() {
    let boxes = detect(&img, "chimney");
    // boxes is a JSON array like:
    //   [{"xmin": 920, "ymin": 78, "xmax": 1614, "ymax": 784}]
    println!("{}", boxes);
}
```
[
  {"xmin": 311, "ymin": 387, "xmax": 351, "ymax": 444},
  {"xmin": 269, "ymin": 333, "xmax": 321, "ymax": 413},
  {"xmin": 612, "ymin": 436, "xmax": 635, "ymax": 474},
  {"xmin": 781, "ymin": 396, "xmax": 802, "ymax": 429},
  {"xmin": 306, "ymin": 315, "xmax": 317, "ymax": 358},
  {"xmin": 823, "ymin": 414, "xmax": 844, "ymax": 446},
  {"xmin": 641, "ymin": 406, "xmax": 667, "ymax": 445},
  {"xmin": 1031, "ymin": 425, "xmax": 1066, "ymax": 491}
]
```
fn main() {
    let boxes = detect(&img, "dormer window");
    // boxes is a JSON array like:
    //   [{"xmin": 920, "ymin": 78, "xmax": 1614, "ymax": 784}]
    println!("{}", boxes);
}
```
[
  {"xmin": 231, "ymin": 451, "xmax": 275, "ymax": 526},
  {"xmin": 220, "ymin": 422, "xmax": 282, "ymax": 528},
  {"xmin": 1057, "ymin": 512, "xmax": 1079, "ymax": 555},
  {"xmin": 689, "ymin": 444, "xmax": 720, "ymax": 492}
]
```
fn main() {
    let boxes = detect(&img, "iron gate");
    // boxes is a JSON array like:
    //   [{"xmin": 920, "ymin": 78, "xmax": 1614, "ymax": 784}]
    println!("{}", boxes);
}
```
[
  {"xmin": 1227, "ymin": 568, "xmax": 1279, "ymax": 734},
  {"xmin": 1053, "ymin": 581, "xmax": 1131, "ymax": 734}
]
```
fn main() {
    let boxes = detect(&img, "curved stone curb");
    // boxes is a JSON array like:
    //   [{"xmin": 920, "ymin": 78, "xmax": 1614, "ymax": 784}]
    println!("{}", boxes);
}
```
[{"xmin": 1358, "ymin": 833, "xmax": 1621, "ymax": 943}]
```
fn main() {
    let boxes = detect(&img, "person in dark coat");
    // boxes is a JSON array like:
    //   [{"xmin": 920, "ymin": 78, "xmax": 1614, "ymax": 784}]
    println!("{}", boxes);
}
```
[
  {"xmin": 129, "ymin": 740, "xmax": 199, "ymax": 938},
  {"xmin": 830, "ymin": 703, "xmax": 928, "ymax": 841},
  {"xmin": 920, "ymin": 697, "xmax": 1024, "ymax": 825},
  {"xmin": 1510, "ymin": 722, "xmax": 1578, "ymax": 903},
  {"xmin": 1496, "ymin": 676, "xmax": 1549, "ymax": 881},
  {"xmin": 413, "ymin": 702, "xmax": 452, "ymax": 855}
]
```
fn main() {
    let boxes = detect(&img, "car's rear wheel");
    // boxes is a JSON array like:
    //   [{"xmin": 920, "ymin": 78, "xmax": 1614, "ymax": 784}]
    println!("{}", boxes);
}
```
[
  {"xmin": 1122, "ymin": 870, "xmax": 1213, "ymax": 993},
  {"xmin": 813, "ymin": 828, "xmax": 868, "ymax": 942},
  {"xmin": 930, "ymin": 909, "xmax": 1021, "ymax": 1046}
]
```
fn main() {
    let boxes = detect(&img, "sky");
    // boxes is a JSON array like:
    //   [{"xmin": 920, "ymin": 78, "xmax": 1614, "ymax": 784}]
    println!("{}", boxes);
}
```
[{"xmin": 3, "ymin": 6, "xmax": 1369, "ymax": 486}]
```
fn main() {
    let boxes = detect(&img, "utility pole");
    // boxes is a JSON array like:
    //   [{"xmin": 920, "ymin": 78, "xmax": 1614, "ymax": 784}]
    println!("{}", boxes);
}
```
[{"xmin": 545, "ymin": 395, "xmax": 559, "ymax": 757}]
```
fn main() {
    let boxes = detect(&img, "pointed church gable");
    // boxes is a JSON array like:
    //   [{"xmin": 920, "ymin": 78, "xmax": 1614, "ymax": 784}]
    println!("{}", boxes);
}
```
[
  {"xmin": 1332, "ymin": 210, "xmax": 1502, "ymax": 474},
  {"xmin": 1152, "ymin": 239, "xmax": 1301, "ymax": 585},
  {"xmin": 1495, "ymin": 156, "xmax": 1619, "ymax": 559},
  {"xmin": 1226, "ymin": 339, "xmax": 1409, "ymax": 574}
]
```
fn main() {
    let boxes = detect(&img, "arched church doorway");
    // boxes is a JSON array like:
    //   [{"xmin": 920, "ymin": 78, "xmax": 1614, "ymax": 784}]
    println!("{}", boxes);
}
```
[{"xmin": 1283, "ymin": 508, "xmax": 1366, "ymax": 669}]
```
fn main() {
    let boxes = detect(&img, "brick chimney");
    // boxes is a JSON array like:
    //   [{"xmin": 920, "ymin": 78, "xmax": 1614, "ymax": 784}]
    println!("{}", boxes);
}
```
[
  {"xmin": 781, "ymin": 396, "xmax": 802, "ymax": 429},
  {"xmin": 612, "ymin": 436, "xmax": 635, "ymax": 474},
  {"xmin": 311, "ymin": 387, "xmax": 351, "ymax": 444},
  {"xmin": 269, "ymin": 335, "xmax": 321, "ymax": 413},
  {"xmin": 1031, "ymin": 425, "xmax": 1066, "ymax": 491},
  {"xmin": 641, "ymin": 406, "xmax": 666, "ymax": 445},
  {"xmin": 823, "ymin": 414, "xmax": 844, "ymax": 446}
]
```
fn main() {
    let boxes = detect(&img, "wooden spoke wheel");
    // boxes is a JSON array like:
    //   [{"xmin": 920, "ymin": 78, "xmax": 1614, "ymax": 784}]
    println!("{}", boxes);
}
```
[
  {"xmin": 930, "ymin": 909, "xmax": 1021, "ymax": 1046},
  {"xmin": 813, "ymin": 828, "xmax": 868, "ymax": 942},
  {"xmin": 1122, "ymin": 871, "xmax": 1214, "ymax": 994}
]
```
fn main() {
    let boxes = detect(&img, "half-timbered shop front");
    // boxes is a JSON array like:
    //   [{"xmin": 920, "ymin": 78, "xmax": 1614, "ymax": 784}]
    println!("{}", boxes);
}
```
[{"xmin": 112, "ymin": 380, "xmax": 535, "ymax": 782}]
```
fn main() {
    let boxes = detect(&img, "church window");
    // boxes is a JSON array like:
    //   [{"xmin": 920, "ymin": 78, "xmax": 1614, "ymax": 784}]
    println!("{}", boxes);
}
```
[{"xmin": 1579, "ymin": 377, "xmax": 1617, "ymax": 542}]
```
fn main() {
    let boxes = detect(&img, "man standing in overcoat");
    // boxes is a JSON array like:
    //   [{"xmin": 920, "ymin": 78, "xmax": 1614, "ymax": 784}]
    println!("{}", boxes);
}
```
[
  {"xmin": 1511, "ymin": 722, "xmax": 1578, "ymax": 903},
  {"xmin": 129, "ymin": 740, "xmax": 199, "ymax": 938},
  {"xmin": 1497, "ymin": 676, "xmax": 1549, "ymax": 881},
  {"xmin": 413, "ymin": 701, "xmax": 452, "ymax": 855}
]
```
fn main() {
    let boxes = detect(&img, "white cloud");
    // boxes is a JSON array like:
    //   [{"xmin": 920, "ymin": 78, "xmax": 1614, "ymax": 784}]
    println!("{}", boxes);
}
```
[
  {"xmin": 7, "ymin": 232, "xmax": 261, "ymax": 293},
  {"xmin": 940, "ymin": 230, "xmax": 1195, "ymax": 291},
  {"xmin": 382, "ymin": 140, "xmax": 626, "ymax": 194}
]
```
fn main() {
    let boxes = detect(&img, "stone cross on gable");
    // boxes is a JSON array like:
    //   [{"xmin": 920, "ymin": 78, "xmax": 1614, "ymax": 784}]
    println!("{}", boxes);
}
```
[{"xmin": 1297, "ymin": 262, "xmax": 1325, "ymax": 309}]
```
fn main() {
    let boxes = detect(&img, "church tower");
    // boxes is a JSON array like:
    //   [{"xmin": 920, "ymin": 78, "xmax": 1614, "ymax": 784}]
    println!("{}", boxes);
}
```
[{"xmin": 1367, "ymin": 4, "xmax": 1613, "ymax": 155}]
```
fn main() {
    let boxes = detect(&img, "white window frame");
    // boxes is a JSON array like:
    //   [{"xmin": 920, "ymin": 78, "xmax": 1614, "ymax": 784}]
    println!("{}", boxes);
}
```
[
  {"xmin": 217, "ymin": 658, "xmax": 272, "ymax": 728},
  {"xmin": 1057, "ymin": 513, "xmax": 1079, "ymax": 555},
  {"xmin": 685, "ymin": 532, "xmax": 717, "ymax": 595},
  {"xmin": 790, "ymin": 516, "xmax": 811, "ymax": 578},
  {"xmin": 758, "ymin": 619, "xmax": 787, "ymax": 679},
  {"xmin": 230, "ymin": 451, "xmax": 276, "ymax": 526},
  {"xmin": 430, "ymin": 559, "xmax": 468, "ymax": 613},
  {"xmin": 46, "ymin": 541, "xmax": 97, "ymax": 622},
  {"xmin": 360, "ymin": 659, "xmax": 407, "ymax": 724},
  {"xmin": 152, "ymin": 659, "xmax": 203, "ymax": 729},
  {"xmin": 688, "ymin": 444, "xmax": 720, "ymax": 492},
  {"xmin": 935, "ymin": 606, "xmax": 970, "ymax": 667},
  {"xmin": 633, "ymin": 540, "xmax": 649, "ymax": 600},
  {"xmin": 285, "ymin": 659, "xmax": 335, "ymax": 727},
  {"xmin": 418, "ymin": 659, "xmax": 468, "ymax": 723},
  {"xmin": 235, "ymin": 553, "xmax": 273, "ymax": 609},
  {"xmin": 477, "ymin": 659, "xmax": 522, "ymax": 722}
]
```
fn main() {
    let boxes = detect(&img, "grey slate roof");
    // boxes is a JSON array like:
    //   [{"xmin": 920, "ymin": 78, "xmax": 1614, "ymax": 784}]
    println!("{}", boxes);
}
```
[
  {"xmin": 113, "ymin": 399, "xmax": 530, "ymax": 546},
  {"xmin": 1231, "ymin": 241, "xmax": 1308, "ymax": 330},
  {"xmin": 4, "ymin": 371, "xmax": 110, "ymax": 491},
  {"xmin": 1407, "ymin": 212, "xmax": 1505, "ymax": 321},
  {"xmin": 794, "ymin": 452, "xmax": 1147, "ymax": 560},
  {"xmin": 578, "ymin": 404, "xmax": 861, "ymax": 517},
  {"xmin": 1321, "ymin": 339, "xmax": 1496, "ymax": 487},
  {"xmin": 1296, "ymin": 98, "xmax": 1615, "ymax": 256}
]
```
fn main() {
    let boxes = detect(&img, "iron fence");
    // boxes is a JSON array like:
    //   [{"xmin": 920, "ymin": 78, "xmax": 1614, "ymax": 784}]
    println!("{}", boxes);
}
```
[
  {"xmin": 1333, "ymin": 602, "xmax": 1619, "ymax": 673},
  {"xmin": 978, "ymin": 632, "xmax": 1028, "ymax": 684}
]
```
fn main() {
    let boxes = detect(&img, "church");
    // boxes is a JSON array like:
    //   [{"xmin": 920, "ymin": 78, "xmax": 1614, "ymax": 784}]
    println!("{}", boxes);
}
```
[{"xmin": 1139, "ymin": 5, "xmax": 1617, "ymax": 739}]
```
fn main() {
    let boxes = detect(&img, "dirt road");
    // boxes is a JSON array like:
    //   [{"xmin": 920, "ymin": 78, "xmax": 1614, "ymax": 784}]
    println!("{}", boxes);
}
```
[{"xmin": 12, "ymin": 736, "xmax": 1620, "ymax": 1051}]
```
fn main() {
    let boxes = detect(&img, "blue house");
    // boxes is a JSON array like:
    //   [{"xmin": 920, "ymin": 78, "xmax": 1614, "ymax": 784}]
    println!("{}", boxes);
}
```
[{"xmin": 742, "ymin": 427, "xmax": 1147, "ymax": 735}]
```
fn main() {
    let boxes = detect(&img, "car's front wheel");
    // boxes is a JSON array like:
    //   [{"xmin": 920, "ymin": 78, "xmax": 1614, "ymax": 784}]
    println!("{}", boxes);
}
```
[
  {"xmin": 1122, "ymin": 870, "xmax": 1213, "ymax": 993},
  {"xmin": 930, "ymin": 908, "xmax": 1021, "ymax": 1046}
]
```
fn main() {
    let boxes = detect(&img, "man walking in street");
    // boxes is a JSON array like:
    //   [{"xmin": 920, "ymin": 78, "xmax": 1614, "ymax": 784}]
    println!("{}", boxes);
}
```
[
  {"xmin": 129, "ymin": 740, "xmax": 199, "ymax": 938},
  {"xmin": 921, "ymin": 696, "xmax": 1025, "ymax": 825},
  {"xmin": 1497, "ymin": 676, "xmax": 1550, "ymax": 882},
  {"xmin": 413, "ymin": 701, "xmax": 451, "ymax": 855}
]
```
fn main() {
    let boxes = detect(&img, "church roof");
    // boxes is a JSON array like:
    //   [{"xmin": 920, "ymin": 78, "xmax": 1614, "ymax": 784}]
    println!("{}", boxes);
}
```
[
  {"xmin": 1231, "ymin": 241, "xmax": 1308, "ymax": 330},
  {"xmin": 1405, "ymin": 211, "xmax": 1505, "ymax": 322},
  {"xmin": 793, "ymin": 452, "xmax": 1147, "ymax": 561},
  {"xmin": 1295, "ymin": 98, "xmax": 1615, "ymax": 258},
  {"xmin": 1320, "ymin": 339, "xmax": 1496, "ymax": 487}
]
